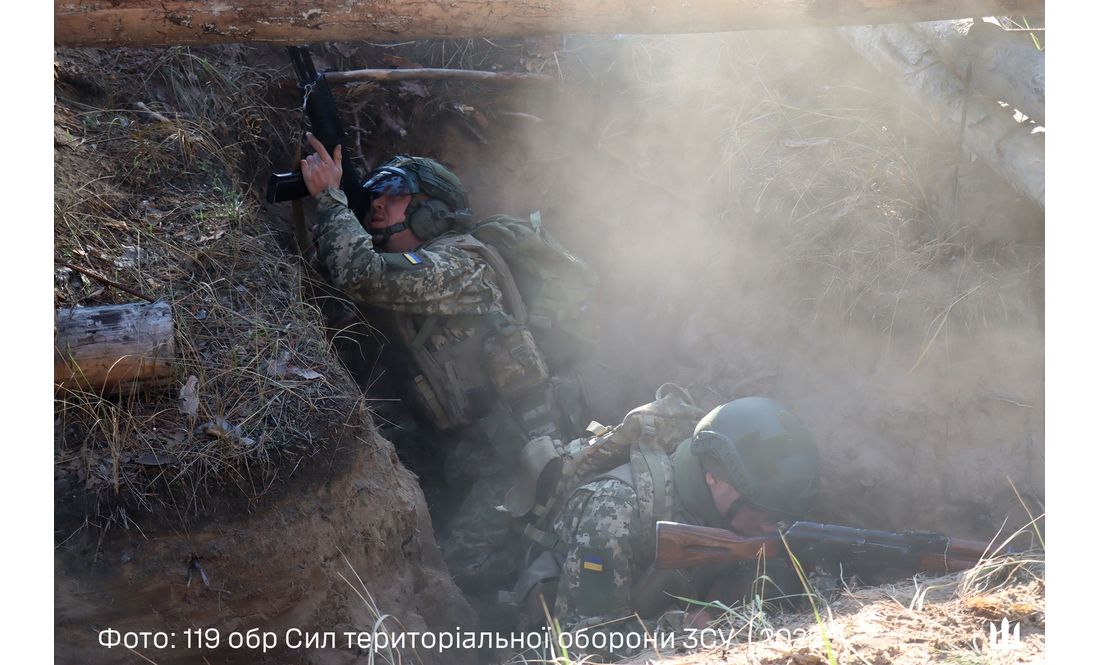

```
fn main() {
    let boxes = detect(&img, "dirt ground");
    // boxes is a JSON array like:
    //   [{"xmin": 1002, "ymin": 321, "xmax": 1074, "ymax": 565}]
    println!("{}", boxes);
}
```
[{"xmin": 53, "ymin": 25, "xmax": 1044, "ymax": 665}]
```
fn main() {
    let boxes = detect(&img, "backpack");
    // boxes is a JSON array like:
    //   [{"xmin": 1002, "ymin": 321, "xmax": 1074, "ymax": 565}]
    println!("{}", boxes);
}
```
[
  {"xmin": 499, "ymin": 384, "xmax": 706, "ymax": 620},
  {"xmin": 470, "ymin": 212, "xmax": 600, "ymax": 373}
]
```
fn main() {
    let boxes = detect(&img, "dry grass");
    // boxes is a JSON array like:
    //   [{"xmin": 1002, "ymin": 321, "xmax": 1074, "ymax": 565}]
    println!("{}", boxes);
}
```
[
  {"xmin": 52, "ymin": 39, "xmax": 535, "ymax": 521},
  {"xmin": 54, "ymin": 45, "xmax": 360, "ymax": 517},
  {"xmin": 617, "ymin": 552, "xmax": 1044, "ymax": 665},
  {"xmin": 565, "ymin": 31, "xmax": 1043, "ymax": 340}
]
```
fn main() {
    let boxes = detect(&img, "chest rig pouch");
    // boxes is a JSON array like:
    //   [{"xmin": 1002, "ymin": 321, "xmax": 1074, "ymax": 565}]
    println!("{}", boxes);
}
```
[
  {"xmin": 498, "ymin": 384, "xmax": 705, "ymax": 627},
  {"xmin": 385, "ymin": 234, "xmax": 568, "ymax": 452}
]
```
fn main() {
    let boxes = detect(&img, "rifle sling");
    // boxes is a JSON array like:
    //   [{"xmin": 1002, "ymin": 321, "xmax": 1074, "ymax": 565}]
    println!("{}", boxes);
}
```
[
  {"xmin": 411, "ymin": 315, "xmax": 439, "ymax": 350},
  {"xmin": 292, "ymin": 198, "xmax": 310, "ymax": 257},
  {"xmin": 290, "ymin": 106, "xmax": 314, "ymax": 260}
]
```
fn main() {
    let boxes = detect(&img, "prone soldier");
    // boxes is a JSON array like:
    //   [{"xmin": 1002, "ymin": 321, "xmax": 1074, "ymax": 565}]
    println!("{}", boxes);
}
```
[{"xmin": 505, "ymin": 394, "xmax": 821, "ymax": 658}]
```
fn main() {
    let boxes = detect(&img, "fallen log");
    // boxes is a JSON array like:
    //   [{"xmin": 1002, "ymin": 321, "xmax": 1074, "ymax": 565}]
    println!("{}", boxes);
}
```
[
  {"xmin": 55, "ymin": 0, "xmax": 1044, "ymax": 48},
  {"xmin": 912, "ymin": 19, "xmax": 1044, "ymax": 125},
  {"xmin": 55, "ymin": 301, "xmax": 176, "ymax": 395},
  {"xmin": 836, "ymin": 23, "xmax": 1044, "ymax": 210}
]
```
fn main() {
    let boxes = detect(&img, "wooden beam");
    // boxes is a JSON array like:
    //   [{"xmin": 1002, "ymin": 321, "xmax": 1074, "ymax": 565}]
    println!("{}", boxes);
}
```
[
  {"xmin": 55, "ymin": 0, "xmax": 1044, "ymax": 48},
  {"xmin": 912, "ymin": 19, "xmax": 1045, "ymax": 125},
  {"xmin": 55, "ymin": 301, "xmax": 176, "ymax": 396}
]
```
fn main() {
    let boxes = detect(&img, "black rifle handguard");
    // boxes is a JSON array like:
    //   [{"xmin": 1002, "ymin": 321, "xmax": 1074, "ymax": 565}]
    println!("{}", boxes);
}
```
[{"xmin": 266, "ymin": 45, "xmax": 370, "ymax": 222}]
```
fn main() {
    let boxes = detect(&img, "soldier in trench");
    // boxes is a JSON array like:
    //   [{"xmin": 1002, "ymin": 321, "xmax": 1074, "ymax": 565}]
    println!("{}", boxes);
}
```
[
  {"xmin": 505, "ymin": 394, "xmax": 821, "ymax": 660},
  {"xmin": 300, "ymin": 133, "xmax": 594, "ymax": 624}
]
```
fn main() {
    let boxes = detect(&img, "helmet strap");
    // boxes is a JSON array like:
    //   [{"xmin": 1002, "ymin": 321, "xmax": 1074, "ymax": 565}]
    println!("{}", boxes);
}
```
[
  {"xmin": 368, "ymin": 191, "xmax": 422, "ymax": 248},
  {"xmin": 370, "ymin": 221, "xmax": 409, "ymax": 247},
  {"xmin": 724, "ymin": 496, "xmax": 746, "ymax": 522}
]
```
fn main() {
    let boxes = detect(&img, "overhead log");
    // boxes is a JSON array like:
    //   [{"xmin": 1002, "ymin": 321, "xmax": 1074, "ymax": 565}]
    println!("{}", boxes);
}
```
[
  {"xmin": 836, "ymin": 23, "xmax": 1044, "ymax": 210},
  {"xmin": 55, "ymin": 0, "xmax": 1044, "ymax": 48}
]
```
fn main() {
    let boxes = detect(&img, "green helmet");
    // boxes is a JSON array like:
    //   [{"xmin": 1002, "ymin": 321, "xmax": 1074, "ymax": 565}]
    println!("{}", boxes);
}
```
[
  {"xmin": 690, "ymin": 397, "xmax": 820, "ymax": 520},
  {"xmin": 362, "ymin": 155, "xmax": 472, "ymax": 243}
]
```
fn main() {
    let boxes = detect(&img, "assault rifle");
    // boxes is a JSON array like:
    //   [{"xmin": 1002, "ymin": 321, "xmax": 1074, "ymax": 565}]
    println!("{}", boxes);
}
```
[
  {"xmin": 265, "ymin": 45, "xmax": 370, "ymax": 222},
  {"xmin": 656, "ymin": 520, "xmax": 998, "ymax": 578}
]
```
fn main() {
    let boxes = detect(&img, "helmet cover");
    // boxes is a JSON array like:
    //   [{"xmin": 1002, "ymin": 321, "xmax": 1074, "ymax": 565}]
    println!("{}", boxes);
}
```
[{"xmin": 690, "ymin": 397, "xmax": 820, "ymax": 520}]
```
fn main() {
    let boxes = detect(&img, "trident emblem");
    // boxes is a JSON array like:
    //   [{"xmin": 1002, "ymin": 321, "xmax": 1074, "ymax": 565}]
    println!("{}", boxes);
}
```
[{"xmin": 989, "ymin": 617, "xmax": 1021, "ymax": 651}]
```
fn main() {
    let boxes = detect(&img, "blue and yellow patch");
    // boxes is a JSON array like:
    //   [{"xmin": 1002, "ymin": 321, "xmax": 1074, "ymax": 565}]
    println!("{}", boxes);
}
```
[
  {"xmin": 576, "ymin": 546, "xmax": 614, "ymax": 616},
  {"xmin": 582, "ymin": 555, "xmax": 604, "ymax": 572},
  {"xmin": 403, "ymin": 252, "xmax": 422, "ymax": 265}
]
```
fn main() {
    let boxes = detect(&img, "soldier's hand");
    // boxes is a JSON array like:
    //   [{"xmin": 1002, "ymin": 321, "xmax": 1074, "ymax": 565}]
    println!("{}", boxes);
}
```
[
  {"xmin": 301, "ymin": 132, "xmax": 343, "ymax": 196},
  {"xmin": 688, "ymin": 608, "xmax": 713, "ymax": 630}
]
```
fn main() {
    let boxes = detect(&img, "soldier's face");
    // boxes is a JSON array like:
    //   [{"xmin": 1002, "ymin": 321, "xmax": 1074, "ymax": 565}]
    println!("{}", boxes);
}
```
[
  {"xmin": 369, "ymin": 193, "xmax": 415, "ymax": 250},
  {"xmin": 727, "ymin": 504, "xmax": 779, "ymax": 537},
  {"xmin": 370, "ymin": 193, "xmax": 413, "ymax": 230},
  {"xmin": 705, "ymin": 472, "xmax": 779, "ymax": 537}
]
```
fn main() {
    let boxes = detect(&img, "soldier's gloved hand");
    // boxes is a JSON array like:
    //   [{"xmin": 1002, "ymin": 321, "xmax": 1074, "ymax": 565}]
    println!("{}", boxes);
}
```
[{"xmin": 301, "ymin": 131, "xmax": 343, "ymax": 196}]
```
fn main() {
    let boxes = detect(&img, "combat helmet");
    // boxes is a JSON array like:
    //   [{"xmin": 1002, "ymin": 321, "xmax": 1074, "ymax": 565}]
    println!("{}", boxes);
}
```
[
  {"xmin": 361, "ymin": 155, "xmax": 472, "ymax": 243},
  {"xmin": 690, "ymin": 396, "xmax": 820, "ymax": 521}
]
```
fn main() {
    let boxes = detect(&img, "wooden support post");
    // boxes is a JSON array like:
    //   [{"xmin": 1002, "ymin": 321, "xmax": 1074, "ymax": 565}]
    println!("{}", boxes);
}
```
[
  {"xmin": 836, "ymin": 23, "xmax": 1044, "ymax": 209},
  {"xmin": 55, "ymin": 301, "xmax": 176, "ymax": 396}
]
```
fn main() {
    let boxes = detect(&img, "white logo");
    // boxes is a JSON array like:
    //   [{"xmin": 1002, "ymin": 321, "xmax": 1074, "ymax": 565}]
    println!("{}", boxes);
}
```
[{"xmin": 989, "ymin": 617, "xmax": 1021, "ymax": 651}]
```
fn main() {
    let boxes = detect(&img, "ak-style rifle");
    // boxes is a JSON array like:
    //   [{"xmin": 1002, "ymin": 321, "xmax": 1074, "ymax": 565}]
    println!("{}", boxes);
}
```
[
  {"xmin": 656, "ymin": 520, "xmax": 999, "ymax": 578},
  {"xmin": 265, "ymin": 45, "xmax": 370, "ymax": 223}
]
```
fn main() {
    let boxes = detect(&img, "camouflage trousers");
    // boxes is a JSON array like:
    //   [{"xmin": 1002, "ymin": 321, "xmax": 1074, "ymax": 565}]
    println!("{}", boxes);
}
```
[{"xmin": 437, "ymin": 470, "xmax": 524, "ymax": 595}]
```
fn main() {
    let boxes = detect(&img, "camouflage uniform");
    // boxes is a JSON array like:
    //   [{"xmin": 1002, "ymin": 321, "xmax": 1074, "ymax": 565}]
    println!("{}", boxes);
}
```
[
  {"xmin": 547, "ymin": 439, "xmax": 802, "ymax": 658},
  {"xmin": 315, "ymin": 184, "xmax": 513, "ymax": 478},
  {"xmin": 551, "ymin": 477, "xmax": 646, "ymax": 632},
  {"xmin": 315, "ymin": 186, "xmax": 505, "ymax": 343},
  {"xmin": 314, "ymin": 185, "xmax": 569, "ymax": 610},
  {"xmin": 438, "ymin": 472, "xmax": 523, "ymax": 594}
]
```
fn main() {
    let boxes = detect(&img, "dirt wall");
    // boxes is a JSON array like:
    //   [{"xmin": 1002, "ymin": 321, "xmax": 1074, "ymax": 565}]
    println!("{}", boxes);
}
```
[{"xmin": 54, "ymin": 404, "xmax": 476, "ymax": 664}]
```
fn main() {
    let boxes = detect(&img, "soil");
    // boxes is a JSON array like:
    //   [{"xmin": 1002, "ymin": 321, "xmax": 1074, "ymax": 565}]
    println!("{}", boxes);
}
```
[
  {"xmin": 54, "ymin": 26, "xmax": 1044, "ymax": 664},
  {"xmin": 55, "ymin": 408, "xmax": 477, "ymax": 665}
]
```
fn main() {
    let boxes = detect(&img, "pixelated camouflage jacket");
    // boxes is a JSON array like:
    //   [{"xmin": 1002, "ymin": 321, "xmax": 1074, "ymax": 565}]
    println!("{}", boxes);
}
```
[
  {"xmin": 314, "ymin": 186, "xmax": 505, "ymax": 350},
  {"xmin": 551, "ymin": 452, "xmax": 793, "ymax": 647},
  {"xmin": 552, "ymin": 476, "xmax": 645, "ymax": 635}
]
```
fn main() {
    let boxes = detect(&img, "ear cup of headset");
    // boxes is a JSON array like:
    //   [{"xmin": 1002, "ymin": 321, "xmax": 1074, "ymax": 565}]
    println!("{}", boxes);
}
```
[{"xmin": 408, "ymin": 199, "xmax": 455, "ymax": 240}]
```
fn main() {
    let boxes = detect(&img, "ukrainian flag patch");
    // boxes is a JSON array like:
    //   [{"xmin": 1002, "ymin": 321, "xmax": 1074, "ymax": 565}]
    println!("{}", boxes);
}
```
[
  {"xmin": 403, "ymin": 252, "xmax": 422, "ymax": 265},
  {"xmin": 577, "ymin": 546, "xmax": 613, "ymax": 616}
]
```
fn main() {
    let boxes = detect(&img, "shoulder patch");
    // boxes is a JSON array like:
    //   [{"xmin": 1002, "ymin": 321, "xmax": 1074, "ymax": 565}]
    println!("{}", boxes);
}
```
[
  {"xmin": 381, "ymin": 251, "xmax": 430, "ymax": 271},
  {"xmin": 576, "ymin": 545, "xmax": 615, "ymax": 617}
]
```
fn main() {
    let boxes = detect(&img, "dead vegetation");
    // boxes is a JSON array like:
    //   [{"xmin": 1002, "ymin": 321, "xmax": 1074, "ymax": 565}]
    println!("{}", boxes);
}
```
[
  {"xmin": 52, "ymin": 38, "xmax": 553, "ymax": 519},
  {"xmin": 628, "ymin": 550, "xmax": 1045, "ymax": 665},
  {"xmin": 53, "ymin": 45, "xmax": 360, "ymax": 518}
]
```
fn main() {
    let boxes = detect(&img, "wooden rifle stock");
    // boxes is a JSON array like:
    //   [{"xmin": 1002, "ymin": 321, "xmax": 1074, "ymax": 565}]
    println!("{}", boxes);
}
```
[
  {"xmin": 656, "ymin": 520, "xmax": 1003, "ymax": 575},
  {"xmin": 918, "ymin": 537, "xmax": 996, "ymax": 573},
  {"xmin": 655, "ymin": 521, "xmax": 780, "ymax": 569}
]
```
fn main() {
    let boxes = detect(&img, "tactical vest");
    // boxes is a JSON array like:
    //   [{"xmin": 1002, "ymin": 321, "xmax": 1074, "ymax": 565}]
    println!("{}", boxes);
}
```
[
  {"xmin": 469, "ymin": 213, "xmax": 600, "ymax": 373},
  {"xmin": 499, "ymin": 384, "xmax": 706, "ymax": 624},
  {"xmin": 383, "ymin": 233, "xmax": 585, "ymax": 449}
]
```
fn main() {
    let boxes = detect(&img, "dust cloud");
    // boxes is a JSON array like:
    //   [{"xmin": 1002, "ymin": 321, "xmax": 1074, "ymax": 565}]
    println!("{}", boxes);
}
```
[{"xmin": 449, "ymin": 29, "xmax": 1043, "ymax": 540}]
